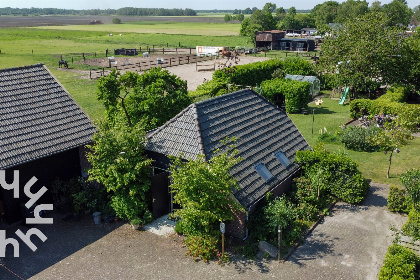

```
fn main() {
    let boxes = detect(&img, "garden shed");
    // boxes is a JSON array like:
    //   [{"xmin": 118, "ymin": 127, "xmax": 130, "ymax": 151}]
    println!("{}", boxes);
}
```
[
  {"xmin": 145, "ymin": 89, "xmax": 310, "ymax": 239},
  {"xmin": 285, "ymin": 74, "xmax": 321, "ymax": 98},
  {"xmin": 0, "ymin": 64, "xmax": 96, "ymax": 225}
]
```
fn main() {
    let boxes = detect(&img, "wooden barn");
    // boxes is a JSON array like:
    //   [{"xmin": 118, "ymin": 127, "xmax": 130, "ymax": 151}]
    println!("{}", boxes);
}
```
[
  {"xmin": 144, "ymin": 89, "xmax": 310, "ymax": 239},
  {"xmin": 255, "ymin": 30, "xmax": 286, "ymax": 50},
  {"xmin": 0, "ymin": 64, "xmax": 96, "ymax": 225}
]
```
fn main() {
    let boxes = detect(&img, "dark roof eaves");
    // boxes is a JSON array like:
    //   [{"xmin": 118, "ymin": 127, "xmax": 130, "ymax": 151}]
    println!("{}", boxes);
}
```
[{"xmin": 0, "ymin": 139, "xmax": 92, "ymax": 170}]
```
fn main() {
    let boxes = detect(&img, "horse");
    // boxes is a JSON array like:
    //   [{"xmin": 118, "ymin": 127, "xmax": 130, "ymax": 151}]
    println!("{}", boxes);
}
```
[
  {"xmin": 219, "ymin": 50, "xmax": 231, "ymax": 58},
  {"xmin": 59, "ymin": 60, "xmax": 68, "ymax": 69}
]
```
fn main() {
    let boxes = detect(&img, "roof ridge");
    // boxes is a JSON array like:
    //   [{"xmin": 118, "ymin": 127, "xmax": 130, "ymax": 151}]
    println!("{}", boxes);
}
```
[{"xmin": 192, "ymin": 104, "xmax": 206, "ymax": 157}]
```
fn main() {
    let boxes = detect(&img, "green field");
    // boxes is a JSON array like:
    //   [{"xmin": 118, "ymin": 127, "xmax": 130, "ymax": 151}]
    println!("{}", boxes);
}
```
[
  {"xmin": 33, "ymin": 21, "xmax": 241, "ymax": 36},
  {"xmin": 0, "ymin": 19, "xmax": 250, "ymax": 120}
]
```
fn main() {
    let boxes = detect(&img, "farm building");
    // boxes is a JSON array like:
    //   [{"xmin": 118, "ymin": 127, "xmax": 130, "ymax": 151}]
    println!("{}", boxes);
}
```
[
  {"xmin": 285, "ymin": 74, "xmax": 321, "ymax": 98},
  {"xmin": 0, "ymin": 64, "xmax": 96, "ymax": 225},
  {"xmin": 279, "ymin": 38, "xmax": 316, "ymax": 52},
  {"xmin": 145, "ymin": 89, "xmax": 311, "ymax": 239},
  {"xmin": 255, "ymin": 30, "xmax": 286, "ymax": 49}
]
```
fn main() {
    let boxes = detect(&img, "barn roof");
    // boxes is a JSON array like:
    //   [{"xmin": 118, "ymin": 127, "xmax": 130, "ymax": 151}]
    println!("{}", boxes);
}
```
[
  {"xmin": 0, "ymin": 64, "xmax": 96, "ymax": 169},
  {"xmin": 145, "ymin": 89, "xmax": 310, "ymax": 209}
]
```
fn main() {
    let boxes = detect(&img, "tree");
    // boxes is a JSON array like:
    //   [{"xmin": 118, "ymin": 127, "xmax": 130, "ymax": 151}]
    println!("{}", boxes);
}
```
[
  {"xmin": 275, "ymin": 7, "xmax": 286, "ymax": 21},
  {"xmin": 414, "ymin": 5, "xmax": 420, "ymax": 21},
  {"xmin": 336, "ymin": 0, "xmax": 369, "ymax": 23},
  {"xmin": 224, "ymin": 14, "xmax": 232, "ymax": 22},
  {"xmin": 310, "ymin": 1, "xmax": 339, "ymax": 29},
  {"xmin": 112, "ymin": 17, "xmax": 121, "ymax": 24},
  {"xmin": 369, "ymin": 122, "xmax": 413, "ymax": 178},
  {"xmin": 87, "ymin": 122, "xmax": 153, "ymax": 221},
  {"xmin": 318, "ymin": 13, "xmax": 409, "ymax": 95},
  {"xmin": 97, "ymin": 68, "xmax": 191, "ymax": 131},
  {"xmin": 263, "ymin": 2, "xmax": 277, "ymax": 14},
  {"xmin": 235, "ymin": 14, "xmax": 245, "ymax": 21},
  {"xmin": 383, "ymin": 0, "xmax": 413, "ymax": 26},
  {"xmin": 240, "ymin": 9, "xmax": 276, "ymax": 42},
  {"xmin": 169, "ymin": 139, "xmax": 243, "ymax": 235},
  {"xmin": 369, "ymin": 0, "xmax": 383, "ymax": 14},
  {"xmin": 243, "ymin": 7, "xmax": 252, "ymax": 14}
]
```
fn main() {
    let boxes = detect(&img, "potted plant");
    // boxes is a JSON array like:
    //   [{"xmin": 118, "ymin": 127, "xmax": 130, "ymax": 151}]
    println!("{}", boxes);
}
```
[{"xmin": 130, "ymin": 218, "xmax": 142, "ymax": 230}]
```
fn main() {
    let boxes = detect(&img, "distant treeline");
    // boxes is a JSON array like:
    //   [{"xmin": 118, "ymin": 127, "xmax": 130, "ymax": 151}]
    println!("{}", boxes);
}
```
[
  {"xmin": 0, "ymin": 7, "xmax": 197, "ymax": 16},
  {"xmin": 195, "ymin": 9, "xmax": 311, "ymax": 14}
]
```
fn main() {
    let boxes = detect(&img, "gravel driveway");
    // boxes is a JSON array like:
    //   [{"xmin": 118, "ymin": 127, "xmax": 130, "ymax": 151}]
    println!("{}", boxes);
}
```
[{"xmin": 0, "ymin": 183, "xmax": 405, "ymax": 280}]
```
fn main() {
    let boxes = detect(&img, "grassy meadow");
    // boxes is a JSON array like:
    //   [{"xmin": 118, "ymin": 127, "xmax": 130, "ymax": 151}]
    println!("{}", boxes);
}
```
[{"xmin": 0, "ymin": 18, "xmax": 250, "ymax": 119}]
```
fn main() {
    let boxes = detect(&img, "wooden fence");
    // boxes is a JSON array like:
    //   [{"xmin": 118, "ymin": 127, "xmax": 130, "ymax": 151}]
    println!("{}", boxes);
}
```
[{"xmin": 89, "ymin": 55, "xmax": 211, "ymax": 79}]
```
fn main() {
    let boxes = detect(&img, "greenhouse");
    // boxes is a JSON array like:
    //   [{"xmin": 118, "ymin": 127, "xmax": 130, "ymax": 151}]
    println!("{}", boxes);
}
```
[{"xmin": 285, "ymin": 75, "xmax": 320, "ymax": 98}]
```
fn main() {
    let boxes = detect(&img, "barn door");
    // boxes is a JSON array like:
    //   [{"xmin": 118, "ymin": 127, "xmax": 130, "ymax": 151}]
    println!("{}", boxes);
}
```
[{"xmin": 151, "ymin": 172, "xmax": 170, "ymax": 219}]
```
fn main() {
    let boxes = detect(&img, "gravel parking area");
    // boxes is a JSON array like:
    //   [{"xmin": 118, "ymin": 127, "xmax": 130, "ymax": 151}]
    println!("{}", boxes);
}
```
[{"xmin": 0, "ymin": 183, "xmax": 405, "ymax": 280}]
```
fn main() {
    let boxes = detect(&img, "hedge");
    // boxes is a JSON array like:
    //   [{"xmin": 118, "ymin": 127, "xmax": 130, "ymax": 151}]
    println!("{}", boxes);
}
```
[
  {"xmin": 295, "ymin": 149, "xmax": 369, "ymax": 204},
  {"xmin": 260, "ymin": 78, "xmax": 311, "ymax": 113},
  {"xmin": 213, "ymin": 59, "xmax": 284, "ymax": 87},
  {"xmin": 378, "ymin": 244, "xmax": 420, "ymax": 280}
]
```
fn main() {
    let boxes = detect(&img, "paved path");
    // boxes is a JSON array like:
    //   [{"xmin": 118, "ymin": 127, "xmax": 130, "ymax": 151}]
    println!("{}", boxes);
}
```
[{"xmin": 1, "ymin": 183, "xmax": 406, "ymax": 280}]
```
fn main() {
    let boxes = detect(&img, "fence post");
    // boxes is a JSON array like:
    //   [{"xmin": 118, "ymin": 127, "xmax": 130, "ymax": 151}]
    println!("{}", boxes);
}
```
[
  {"xmin": 95, "ymin": 52, "xmax": 96, "ymax": 57},
  {"xmin": 170, "ymin": 58, "xmax": 172, "ymax": 66},
  {"xmin": 90, "ymin": 70, "xmax": 92, "ymax": 79},
  {"xmin": 190, "ymin": 48, "xmax": 192, "ymax": 54},
  {"xmin": 72, "ymin": 57, "xmax": 74, "ymax": 63},
  {"xmin": 187, "ymin": 56, "xmax": 189, "ymax": 64},
  {"xmin": 163, "ymin": 48, "xmax": 165, "ymax": 54},
  {"xmin": 179, "ymin": 42, "xmax": 181, "ymax": 47},
  {"xmin": 106, "ymin": 49, "xmax": 108, "ymax": 57},
  {"xmin": 176, "ymin": 48, "xmax": 178, "ymax": 54},
  {"xmin": 179, "ymin": 57, "xmax": 181, "ymax": 64}
]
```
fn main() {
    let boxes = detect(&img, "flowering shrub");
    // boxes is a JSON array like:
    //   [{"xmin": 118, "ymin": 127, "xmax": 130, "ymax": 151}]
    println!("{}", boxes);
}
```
[{"xmin": 185, "ymin": 234, "xmax": 219, "ymax": 262}]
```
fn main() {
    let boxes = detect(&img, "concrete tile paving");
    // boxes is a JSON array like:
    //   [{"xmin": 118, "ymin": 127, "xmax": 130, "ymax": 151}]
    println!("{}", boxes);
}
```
[{"xmin": 0, "ymin": 183, "xmax": 406, "ymax": 280}]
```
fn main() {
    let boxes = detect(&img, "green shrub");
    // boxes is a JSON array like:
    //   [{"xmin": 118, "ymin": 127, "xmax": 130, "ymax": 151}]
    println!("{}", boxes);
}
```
[
  {"xmin": 377, "ymin": 85, "xmax": 408, "ymax": 103},
  {"xmin": 295, "ymin": 149, "xmax": 369, "ymax": 204},
  {"xmin": 213, "ymin": 59, "xmax": 284, "ymax": 87},
  {"xmin": 264, "ymin": 196, "xmax": 296, "ymax": 231},
  {"xmin": 402, "ymin": 208, "xmax": 420, "ymax": 241},
  {"xmin": 387, "ymin": 186, "xmax": 410, "ymax": 213},
  {"xmin": 185, "ymin": 234, "xmax": 219, "ymax": 262},
  {"xmin": 283, "ymin": 57, "xmax": 316, "ymax": 76},
  {"xmin": 317, "ymin": 132, "xmax": 340, "ymax": 144},
  {"xmin": 112, "ymin": 18, "xmax": 122, "ymax": 24},
  {"xmin": 378, "ymin": 244, "xmax": 420, "ymax": 280},
  {"xmin": 401, "ymin": 169, "xmax": 420, "ymax": 208},
  {"xmin": 338, "ymin": 125, "xmax": 382, "ymax": 152},
  {"xmin": 318, "ymin": 73, "xmax": 337, "ymax": 90},
  {"xmin": 174, "ymin": 220, "xmax": 184, "ymax": 234},
  {"xmin": 259, "ymin": 78, "xmax": 311, "ymax": 112}
]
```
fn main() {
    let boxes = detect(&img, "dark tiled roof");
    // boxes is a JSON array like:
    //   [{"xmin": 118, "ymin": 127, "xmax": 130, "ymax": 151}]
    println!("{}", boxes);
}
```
[
  {"xmin": 0, "ymin": 64, "xmax": 96, "ymax": 169},
  {"xmin": 145, "ymin": 89, "xmax": 311, "ymax": 208}
]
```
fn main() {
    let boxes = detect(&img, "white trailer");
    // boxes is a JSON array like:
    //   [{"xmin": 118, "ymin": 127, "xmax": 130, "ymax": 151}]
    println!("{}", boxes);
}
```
[{"xmin": 196, "ymin": 46, "xmax": 229, "ymax": 57}]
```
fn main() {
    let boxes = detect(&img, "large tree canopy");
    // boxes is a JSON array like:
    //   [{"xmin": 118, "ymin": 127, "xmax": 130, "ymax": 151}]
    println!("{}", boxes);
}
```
[
  {"xmin": 318, "ymin": 13, "xmax": 410, "ymax": 95},
  {"xmin": 97, "ymin": 67, "xmax": 191, "ymax": 130}
]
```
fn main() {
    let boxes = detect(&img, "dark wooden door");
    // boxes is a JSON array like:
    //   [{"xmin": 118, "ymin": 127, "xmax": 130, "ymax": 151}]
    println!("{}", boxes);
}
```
[{"xmin": 151, "ymin": 172, "xmax": 170, "ymax": 219}]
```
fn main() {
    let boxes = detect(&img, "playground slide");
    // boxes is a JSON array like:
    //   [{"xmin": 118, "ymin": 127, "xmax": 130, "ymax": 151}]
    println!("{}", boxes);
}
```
[{"xmin": 339, "ymin": 87, "xmax": 349, "ymax": 105}]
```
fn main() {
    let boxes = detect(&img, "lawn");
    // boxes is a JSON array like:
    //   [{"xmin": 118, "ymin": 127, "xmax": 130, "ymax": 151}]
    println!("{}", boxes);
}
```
[{"xmin": 289, "ymin": 95, "xmax": 420, "ymax": 187}]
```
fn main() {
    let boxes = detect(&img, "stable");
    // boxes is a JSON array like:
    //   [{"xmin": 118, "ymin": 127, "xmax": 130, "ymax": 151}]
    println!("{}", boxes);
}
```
[
  {"xmin": 254, "ymin": 30, "xmax": 286, "ymax": 50},
  {"xmin": 145, "ymin": 89, "xmax": 310, "ymax": 239},
  {"xmin": 279, "ymin": 38, "xmax": 315, "ymax": 51},
  {"xmin": 0, "ymin": 64, "xmax": 96, "ymax": 225}
]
